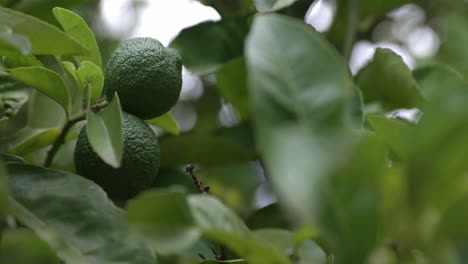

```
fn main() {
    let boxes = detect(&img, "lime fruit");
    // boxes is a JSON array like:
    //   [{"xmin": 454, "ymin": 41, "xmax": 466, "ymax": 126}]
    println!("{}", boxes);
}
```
[
  {"xmin": 104, "ymin": 37, "xmax": 183, "ymax": 119},
  {"xmin": 74, "ymin": 112, "xmax": 160, "ymax": 200}
]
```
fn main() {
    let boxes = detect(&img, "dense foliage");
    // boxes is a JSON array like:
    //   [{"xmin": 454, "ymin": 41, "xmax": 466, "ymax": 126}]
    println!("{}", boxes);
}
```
[{"xmin": 1, "ymin": 0, "xmax": 468, "ymax": 263}]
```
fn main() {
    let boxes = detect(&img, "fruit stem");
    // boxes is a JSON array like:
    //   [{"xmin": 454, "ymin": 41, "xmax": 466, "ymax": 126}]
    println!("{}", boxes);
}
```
[{"xmin": 43, "ymin": 100, "xmax": 108, "ymax": 168}]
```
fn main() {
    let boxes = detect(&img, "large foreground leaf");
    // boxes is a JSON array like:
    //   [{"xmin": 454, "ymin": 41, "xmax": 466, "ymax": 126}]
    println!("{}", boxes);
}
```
[
  {"xmin": 0, "ymin": 25, "xmax": 31, "ymax": 56},
  {"xmin": 245, "ymin": 13, "xmax": 353, "ymax": 224},
  {"xmin": 0, "ymin": 6, "xmax": 88, "ymax": 56},
  {"xmin": 7, "ymin": 163, "xmax": 155, "ymax": 264}
]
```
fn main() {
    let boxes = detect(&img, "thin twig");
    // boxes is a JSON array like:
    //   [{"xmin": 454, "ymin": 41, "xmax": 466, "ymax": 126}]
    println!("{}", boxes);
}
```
[
  {"xmin": 197, "ymin": 253, "xmax": 206, "ymax": 261},
  {"xmin": 185, "ymin": 164, "xmax": 209, "ymax": 195},
  {"xmin": 43, "ymin": 101, "xmax": 108, "ymax": 167}
]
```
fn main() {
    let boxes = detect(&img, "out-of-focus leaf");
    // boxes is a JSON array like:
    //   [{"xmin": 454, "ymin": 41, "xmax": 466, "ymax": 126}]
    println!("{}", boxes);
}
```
[
  {"xmin": 366, "ymin": 114, "xmax": 412, "ymax": 160},
  {"xmin": 127, "ymin": 186, "xmax": 201, "ymax": 255},
  {"xmin": 27, "ymin": 90, "xmax": 66, "ymax": 128},
  {"xmin": 0, "ymin": 229, "xmax": 60, "ymax": 264},
  {"xmin": 279, "ymin": 0, "xmax": 316, "ymax": 19},
  {"xmin": 76, "ymin": 61, "xmax": 103, "ymax": 103},
  {"xmin": 8, "ymin": 127, "xmax": 77, "ymax": 156},
  {"xmin": 413, "ymin": 64, "xmax": 465, "ymax": 100},
  {"xmin": 170, "ymin": 16, "xmax": 250, "ymax": 74},
  {"xmin": 255, "ymin": 0, "xmax": 298, "ymax": 12},
  {"xmin": 146, "ymin": 112, "xmax": 180, "ymax": 135},
  {"xmin": 86, "ymin": 94, "xmax": 123, "ymax": 168},
  {"xmin": 53, "ymin": 7, "xmax": 102, "ymax": 68},
  {"xmin": 327, "ymin": 0, "xmax": 415, "ymax": 49},
  {"xmin": 0, "ymin": 25, "xmax": 31, "ymax": 56},
  {"xmin": 200, "ymin": 260, "xmax": 247, "ymax": 264},
  {"xmin": 246, "ymin": 203, "xmax": 289, "ymax": 230},
  {"xmin": 198, "ymin": 0, "xmax": 254, "ymax": 16},
  {"xmin": 0, "ymin": 153, "xmax": 25, "ymax": 163},
  {"xmin": 61, "ymin": 61, "xmax": 83, "ymax": 115},
  {"xmin": 189, "ymin": 195, "xmax": 250, "ymax": 236},
  {"xmin": 356, "ymin": 48, "xmax": 425, "ymax": 110},
  {"xmin": 0, "ymin": 161, "xmax": 8, "ymax": 220},
  {"xmin": 253, "ymin": 229, "xmax": 327, "ymax": 264},
  {"xmin": 350, "ymin": 86, "xmax": 364, "ymax": 128},
  {"xmin": 5, "ymin": 67, "xmax": 69, "ymax": 110},
  {"xmin": 206, "ymin": 231, "xmax": 292, "ymax": 264},
  {"xmin": 2, "ymin": 55, "xmax": 44, "ymax": 68},
  {"xmin": 0, "ymin": 6, "xmax": 88, "ymax": 55},
  {"xmin": 216, "ymin": 57, "xmax": 250, "ymax": 120},
  {"xmin": 0, "ymin": 78, "xmax": 29, "ymax": 122},
  {"xmin": 160, "ymin": 134, "xmax": 255, "ymax": 167},
  {"xmin": 7, "ymin": 163, "xmax": 155, "ymax": 264},
  {"xmin": 245, "ymin": 13, "xmax": 353, "ymax": 226}
]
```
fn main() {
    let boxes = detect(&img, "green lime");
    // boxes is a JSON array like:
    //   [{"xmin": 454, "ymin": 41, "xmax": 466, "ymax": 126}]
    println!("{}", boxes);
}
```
[
  {"xmin": 104, "ymin": 37, "xmax": 183, "ymax": 119},
  {"xmin": 74, "ymin": 112, "xmax": 160, "ymax": 200}
]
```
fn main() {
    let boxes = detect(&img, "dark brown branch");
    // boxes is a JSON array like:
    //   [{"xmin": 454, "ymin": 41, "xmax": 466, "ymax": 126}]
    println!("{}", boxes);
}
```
[
  {"xmin": 43, "ymin": 101, "xmax": 108, "ymax": 167},
  {"xmin": 197, "ymin": 253, "xmax": 206, "ymax": 261},
  {"xmin": 185, "ymin": 164, "xmax": 210, "ymax": 195}
]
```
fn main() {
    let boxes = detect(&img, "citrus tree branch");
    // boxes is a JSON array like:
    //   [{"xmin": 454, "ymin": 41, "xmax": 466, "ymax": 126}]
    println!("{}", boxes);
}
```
[{"xmin": 43, "ymin": 101, "xmax": 108, "ymax": 168}]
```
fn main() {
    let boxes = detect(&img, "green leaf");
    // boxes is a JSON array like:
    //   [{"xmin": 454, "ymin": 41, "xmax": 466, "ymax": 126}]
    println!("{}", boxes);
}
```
[
  {"xmin": 170, "ymin": 16, "xmax": 250, "ymax": 74},
  {"xmin": 85, "ymin": 94, "xmax": 123, "ymax": 168},
  {"xmin": 0, "ymin": 229, "xmax": 60, "ymax": 264},
  {"xmin": 5, "ymin": 67, "xmax": 69, "ymax": 111},
  {"xmin": 413, "ymin": 63, "xmax": 465, "ymax": 100},
  {"xmin": 126, "ymin": 186, "xmax": 201, "ymax": 254},
  {"xmin": 61, "ymin": 61, "xmax": 83, "ymax": 115},
  {"xmin": 0, "ymin": 25, "xmax": 31, "ymax": 56},
  {"xmin": 246, "ymin": 203, "xmax": 289, "ymax": 230},
  {"xmin": 216, "ymin": 57, "xmax": 250, "ymax": 120},
  {"xmin": 356, "ymin": 48, "xmax": 426, "ymax": 110},
  {"xmin": 76, "ymin": 61, "xmax": 104, "ymax": 103},
  {"xmin": 2, "ymin": 55, "xmax": 44, "ymax": 68},
  {"xmin": 0, "ymin": 161, "xmax": 8, "ymax": 220},
  {"xmin": 255, "ymin": 0, "xmax": 298, "ymax": 12},
  {"xmin": 145, "ymin": 112, "xmax": 180, "ymax": 135},
  {"xmin": 160, "ymin": 134, "xmax": 255, "ymax": 167},
  {"xmin": 253, "ymin": 229, "xmax": 327, "ymax": 264},
  {"xmin": 205, "ymin": 231, "xmax": 292, "ymax": 264},
  {"xmin": 188, "ymin": 195, "xmax": 250, "ymax": 236},
  {"xmin": 366, "ymin": 114, "xmax": 413, "ymax": 160},
  {"xmin": 8, "ymin": 127, "xmax": 77, "ymax": 156},
  {"xmin": 0, "ymin": 6, "xmax": 88, "ymax": 56},
  {"xmin": 27, "ymin": 90, "xmax": 66, "ymax": 128},
  {"xmin": 350, "ymin": 86, "xmax": 364, "ymax": 128},
  {"xmin": 200, "ymin": 260, "xmax": 247, "ymax": 264},
  {"xmin": 6, "ymin": 163, "xmax": 155, "ymax": 264},
  {"xmin": 53, "ymin": 7, "xmax": 102, "ymax": 68},
  {"xmin": 245, "ymin": 13, "xmax": 352, "ymax": 224}
]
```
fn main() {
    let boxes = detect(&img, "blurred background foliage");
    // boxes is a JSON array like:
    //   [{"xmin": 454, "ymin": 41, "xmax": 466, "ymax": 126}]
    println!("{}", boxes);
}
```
[{"xmin": 2, "ymin": 0, "xmax": 468, "ymax": 263}]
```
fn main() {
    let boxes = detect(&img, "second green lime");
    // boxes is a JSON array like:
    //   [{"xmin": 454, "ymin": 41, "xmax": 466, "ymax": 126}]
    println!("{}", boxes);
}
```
[{"xmin": 104, "ymin": 37, "xmax": 183, "ymax": 119}]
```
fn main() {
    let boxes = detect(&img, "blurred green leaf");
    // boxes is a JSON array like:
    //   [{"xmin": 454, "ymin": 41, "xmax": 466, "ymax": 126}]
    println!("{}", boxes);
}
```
[
  {"xmin": 0, "ymin": 6, "xmax": 88, "ymax": 55},
  {"xmin": 61, "ymin": 61, "xmax": 83, "ymax": 115},
  {"xmin": 356, "ymin": 48, "xmax": 425, "ymax": 110},
  {"xmin": 413, "ymin": 64, "xmax": 465, "ymax": 100},
  {"xmin": 0, "ymin": 25, "xmax": 31, "ymax": 56},
  {"xmin": 366, "ymin": 114, "xmax": 412, "ymax": 160},
  {"xmin": 76, "ymin": 61, "xmax": 103, "ymax": 104},
  {"xmin": 0, "ymin": 229, "xmax": 60, "ymax": 264},
  {"xmin": 146, "ymin": 112, "xmax": 180, "ymax": 136},
  {"xmin": 8, "ymin": 127, "xmax": 77, "ymax": 156},
  {"xmin": 2, "ymin": 55, "xmax": 44, "ymax": 68},
  {"xmin": 53, "ymin": 7, "xmax": 102, "ymax": 68},
  {"xmin": 216, "ymin": 57, "xmax": 250, "ymax": 120},
  {"xmin": 200, "ymin": 260, "xmax": 247, "ymax": 264},
  {"xmin": 127, "ymin": 186, "xmax": 201, "ymax": 255},
  {"xmin": 5, "ymin": 66, "xmax": 69, "ymax": 111},
  {"xmin": 198, "ymin": 0, "xmax": 254, "ymax": 16},
  {"xmin": 160, "ymin": 134, "xmax": 255, "ymax": 167},
  {"xmin": 255, "ymin": 0, "xmax": 298, "ymax": 12},
  {"xmin": 170, "ymin": 16, "xmax": 250, "ymax": 74},
  {"xmin": 253, "ymin": 229, "xmax": 327, "ymax": 264},
  {"xmin": 245, "ymin": 13, "xmax": 352, "ymax": 225},
  {"xmin": 7, "ymin": 163, "xmax": 155, "ymax": 264},
  {"xmin": 189, "ymin": 195, "xmax": 250, "ymax": 236},
  {"xmin": 206, "ymin": 231, "xmax": 292, "ymax": 264},
  {"xmin": 27, "ymin": 90, "xmax": 66, "ymax": 128},
  {"xmin": 350, "ymin": 86, "xmax": 364, "ymax": 128},
  {"xmin": 0, "ymin": 153, "xmax": 25, "ymax": 163},
  {"xmin": 246, "ymin": 203, "xmax": 289, "ymax": 230},
  {"xmin": 86, "ymin": 94, "xmax": 123, "ymax": 168},
  {"xmin": 0, "ymin": 161, "xmax": 8, "ymax": 220}
]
